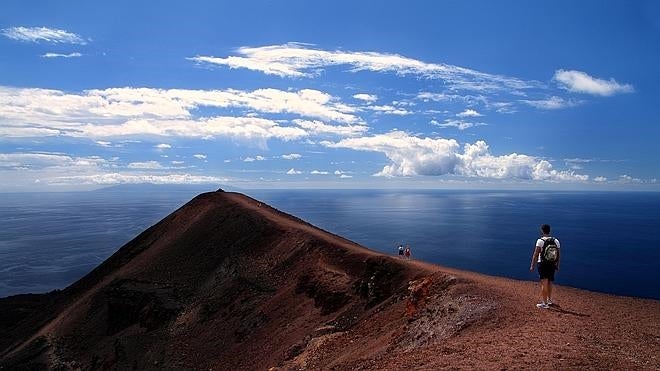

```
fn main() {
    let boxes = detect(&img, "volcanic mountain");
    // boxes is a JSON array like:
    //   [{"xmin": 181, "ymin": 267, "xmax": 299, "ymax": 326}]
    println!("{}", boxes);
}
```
[{"xmin": 1, "ymin": 190, "xmax": 658, "ymax": 370}]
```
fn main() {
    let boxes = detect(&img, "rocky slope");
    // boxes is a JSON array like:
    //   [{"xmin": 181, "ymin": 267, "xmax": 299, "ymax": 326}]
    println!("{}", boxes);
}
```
[{"xmin": 1, "ymin": 190, "xmax": 658, "ymax": 370}]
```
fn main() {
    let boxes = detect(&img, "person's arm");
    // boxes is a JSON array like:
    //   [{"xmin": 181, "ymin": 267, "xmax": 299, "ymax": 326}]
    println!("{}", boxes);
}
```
[
  {"xmin": 555, "ymin": 239, "xmax": 561, "ymax": 271},
  {"xmin": 530, "ymin": 243, "xmax": 541, "ymax": 271},
  {"xmin": 556, "ymin": 245, "xmax": 560, "ymax": 270}
]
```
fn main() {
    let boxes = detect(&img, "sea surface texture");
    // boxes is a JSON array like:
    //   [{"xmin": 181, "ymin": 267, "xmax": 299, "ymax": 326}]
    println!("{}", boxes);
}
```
[{"xmin": 1, "ymin": 189, "xmax": 658, "ymax": 299}]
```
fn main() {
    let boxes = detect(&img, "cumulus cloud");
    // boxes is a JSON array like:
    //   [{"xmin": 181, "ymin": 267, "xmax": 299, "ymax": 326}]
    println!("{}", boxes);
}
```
[
  {"xmin": 188, "ymin": 43, "xmax": 537, "ymax": 92},
  {"xmin": 1, "ymin": 26, "xmax": 88, "ymax": 44},
  {"xmin": 353, "ymin": 93, "xmax": 378, "ymax": 103},
  {"xmin": 281, "ymin": 153, "xmax": 302, "ymax": 160},
  {"xmin": 456, "ymin": 109, "xmax": 482, "ymax": 117},
  {"xmin": 193, "ymin": 154, "xmax": 207, "ymax": 160},
  {"xmin": 310, "ymin": 170, "xmax": 329, "ymax": 175},
  {"xmin": 243, "ymin": 155, "xmax": 265, "ymax": 162},
  {"xmin": 41, "ymin": 52, "xmax": 82, "ymax": 58},
  {"xmin": 594, "ymin": 176, "xmax": 607, "ymax": 182},
  {"xmin": 155, "ymin": 143, "xmax": 171, "ymax": 149},
  {"xmin": 323, "ymin": 131, "xmax": 588, "ymax": 181},
  {"xmin": 286, "ymin": 168, "xmax": 302, "ymax": 175},
  {"xmin": 553, "ymin": 70, "xmax": 634, "ymax": 96}
]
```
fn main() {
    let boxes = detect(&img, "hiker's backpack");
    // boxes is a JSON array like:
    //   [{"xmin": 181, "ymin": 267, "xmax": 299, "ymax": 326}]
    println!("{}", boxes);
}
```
[{"xmin": 541, "ymin": 237, "xmax": 559, "ymax": 263}]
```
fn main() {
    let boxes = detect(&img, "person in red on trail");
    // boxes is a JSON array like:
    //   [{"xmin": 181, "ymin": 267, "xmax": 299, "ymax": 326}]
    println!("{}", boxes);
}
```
[{"xmin": 404, "ymin": 245, "xmax": 411, "ymax": 260}]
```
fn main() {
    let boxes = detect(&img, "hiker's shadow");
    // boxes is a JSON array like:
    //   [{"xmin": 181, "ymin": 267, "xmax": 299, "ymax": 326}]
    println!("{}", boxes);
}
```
[{"xmin": 548, "ymin": 304, "xmax": 590, "ymax": 317}]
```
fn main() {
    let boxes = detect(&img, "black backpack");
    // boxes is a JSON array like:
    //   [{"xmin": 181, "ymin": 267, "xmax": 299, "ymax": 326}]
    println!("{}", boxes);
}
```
[{"xmin": 541, "ymin": 237, "xmax": 559, "ymax": 263}]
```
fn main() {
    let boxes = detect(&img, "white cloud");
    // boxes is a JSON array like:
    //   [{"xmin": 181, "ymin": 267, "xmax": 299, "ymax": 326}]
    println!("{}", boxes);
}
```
[
  {"xmin": 618, "ymin": 174, "xmax": 642, "ymax": 183},
  {"xmin": 286, "ymin": 168, "xmax": 302, "ymax": 175},
  {"xmin": 323, "ymin": 131, "xmax": 588, "ymax": 181},
  {"xmin": 281, "ymin": 153, "xmax": 302, "ymax": 160},
  {"xmin": 594, "ymin": 176, "xmax": 607, "ymax": 182},
  {"xmin": 553, "ymin": 70, "xmax": 634, "ymax": 96},
  {"xmin": 155, "ymin": 143, "xmax": 171, "ymax": 149},
  {"xmin": 0, "ymin": 151, "xmax": 228, "ymax": 190},
  {"xmin": 50, "ymin": 173, "xmax": 225, "ymax": 185},
  {"xmin": 432, "ymin": 119, "xmax": 487, "ymax": 131},
  {"xmin": 353, "ymin": 93, "xmax": 378, "ymax": 103},
  {"xmin": 1, "ymin": 26, "xmax": 88, "ymax": 44},
  {"xmin": 456, "ymin": 109, "xmax": 482, "ymax": 117},
  {"xmin": 243, "ymin": 155, "xmax": 265, "ymax": 162},
  {"xmin": 41, "ymin": 52, "xmax": 82, "ymax": 58},
  {"xmin": 0, "ymin": 152, "xmax": 107, "ymax": 169},
  {"xmin": 363, "ymin": 105, "xmax": 412, "ymax": 115},
  {"xmin": 334, "ymin": 170, "xmax": 352, "ymax": 178},
  {"xmin": 521, "ymin": 96, "xmax": 579, "ymax": 110},
  {"xmin": 171, "ymin": 160, "xmax": 185, "ymax": 165},
  {"xmin": 193, "ymin": 154, "xmax": 207, "ymax": 160},
  {"xmin": 293, "ymin": 119, "xmax": 368, "ymax": 136},
  {"xmin": 188, "ymin": 43, "xmax": 537, "ymax": 92},
  {"xmin": 127, "ymin": 161, "xmax": 163, "ymax": 169},
  {"xmin": 0, "ymin": 125, "xmax": 62, "ymax": 137},
  {"xmin": 0, "ymin": 86, "xmax": 360, "ymax": 142},
  {"xmin": 310, "ymin": 170, "xmax": 329, "ymax": 175},
  {"xmin": 96, "ymin": 140, "xmax": 112, "ymax": 147},
  {"xmin": 417, "ymin": 92, "xmax": 490, "ymax": 105}
]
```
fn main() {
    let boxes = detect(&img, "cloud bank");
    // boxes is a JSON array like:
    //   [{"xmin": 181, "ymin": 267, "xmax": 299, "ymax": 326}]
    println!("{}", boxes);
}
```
[
  {"xmin": 323, "ymin": 131, "xmax": 588, "ymax": 181},
  {"xmin": 0, "ymin": 86, "xmax": 365, "ymax": 143}
]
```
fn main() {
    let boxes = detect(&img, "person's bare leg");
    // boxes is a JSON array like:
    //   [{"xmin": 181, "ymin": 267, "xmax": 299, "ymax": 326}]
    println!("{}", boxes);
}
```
[
  {"xmin": 547, "ymin": 281, "xmax": 553, "ymax": 303},
  {"xmin": 540, "ymin": 279, "xmax": 549, "ymax": 303}
]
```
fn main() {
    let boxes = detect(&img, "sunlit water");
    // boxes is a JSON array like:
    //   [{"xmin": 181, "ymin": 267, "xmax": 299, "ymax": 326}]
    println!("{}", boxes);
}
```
[{"xmin": 1, "ymin": 189, "xmax": 658, "ymax": 299}]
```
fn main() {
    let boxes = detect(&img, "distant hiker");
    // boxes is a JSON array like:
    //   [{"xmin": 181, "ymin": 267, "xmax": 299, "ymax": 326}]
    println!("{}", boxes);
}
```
[
  {"xmin": 404, "ymin": 245, "xmax": 411, "ymax": 260},
  {"xmin": 398, "ymin": 244, "xmax": 405, "ymax": 258},
  {"xmin": 530, "ymin": 224, "xmax": 561, "ymax": 309}
]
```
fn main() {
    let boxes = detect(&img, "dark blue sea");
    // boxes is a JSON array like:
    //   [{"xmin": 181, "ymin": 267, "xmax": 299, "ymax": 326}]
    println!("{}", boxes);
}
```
[{"xmin": 1, "ymin": 188, "xmax": 659, "ymax": 300}]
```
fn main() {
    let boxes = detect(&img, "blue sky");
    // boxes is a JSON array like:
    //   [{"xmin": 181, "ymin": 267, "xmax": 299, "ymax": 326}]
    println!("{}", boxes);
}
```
[{"xmin": 1, "ymin": 0, "xmax": 659, "ymax": 191}]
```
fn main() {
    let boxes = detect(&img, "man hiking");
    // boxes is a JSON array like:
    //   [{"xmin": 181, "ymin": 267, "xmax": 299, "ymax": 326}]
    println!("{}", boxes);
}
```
[{"xmin": 529, "ymin": 224, "xmax": 561, "ymax": 309}]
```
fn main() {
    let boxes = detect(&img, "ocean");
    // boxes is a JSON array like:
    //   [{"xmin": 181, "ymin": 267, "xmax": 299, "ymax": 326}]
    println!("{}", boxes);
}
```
[{"xmin": 1, "ymin": 188, "xmax": 659, "ymax": 299}]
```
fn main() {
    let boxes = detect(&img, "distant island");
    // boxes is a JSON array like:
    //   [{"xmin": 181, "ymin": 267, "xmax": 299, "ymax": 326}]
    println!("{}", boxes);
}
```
[{"xmin": 1, "ymin": 190, "xmax": 658, "ymax": 369}]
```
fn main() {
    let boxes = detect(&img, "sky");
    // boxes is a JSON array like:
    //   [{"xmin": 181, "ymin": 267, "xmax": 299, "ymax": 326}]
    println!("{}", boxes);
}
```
[{"xmin": 1, "ymin": 0, "xmax": 659, "ymax": 191}]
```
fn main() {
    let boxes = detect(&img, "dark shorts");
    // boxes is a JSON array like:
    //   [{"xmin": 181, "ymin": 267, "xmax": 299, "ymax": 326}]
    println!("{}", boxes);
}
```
[
  {"xmin": 398, "ymin": 250, "xmax": 404, "ymax": 255},
  {"xmin": 538, "ymin": 262, "xmax": 556, "ymax": 281}
]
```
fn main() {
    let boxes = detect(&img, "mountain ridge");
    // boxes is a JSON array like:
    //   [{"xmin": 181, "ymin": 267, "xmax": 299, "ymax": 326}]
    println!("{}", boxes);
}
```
[{"xmin": 1, "ymin": 190, "xmax": 658, "ymax": 370}]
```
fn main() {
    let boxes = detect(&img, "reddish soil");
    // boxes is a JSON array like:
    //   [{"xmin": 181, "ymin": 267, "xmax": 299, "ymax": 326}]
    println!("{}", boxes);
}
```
[{"xmin": 0, "ymin": 190, "xmax": 658, "ymax": 370}]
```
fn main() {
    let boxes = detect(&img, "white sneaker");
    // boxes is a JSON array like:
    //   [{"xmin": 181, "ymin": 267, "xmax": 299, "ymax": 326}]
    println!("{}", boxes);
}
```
[{"xmin": 536, "ymin": 303, "xmax": 549, "ymax": 309}]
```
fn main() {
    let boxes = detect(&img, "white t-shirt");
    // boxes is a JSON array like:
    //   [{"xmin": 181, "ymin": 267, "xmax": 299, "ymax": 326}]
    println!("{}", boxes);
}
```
[{"xmin": 536, "ymin": 236, "xmax": 561, "ymax": 263}]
